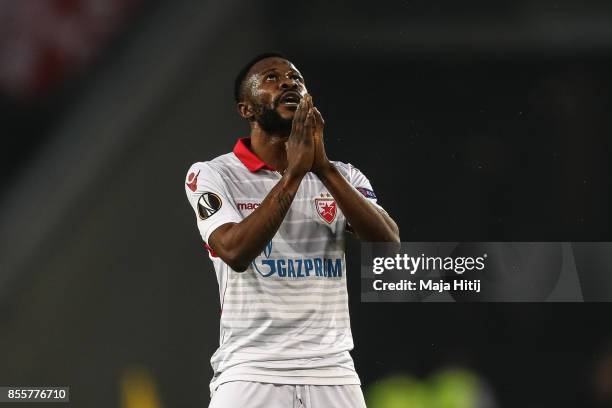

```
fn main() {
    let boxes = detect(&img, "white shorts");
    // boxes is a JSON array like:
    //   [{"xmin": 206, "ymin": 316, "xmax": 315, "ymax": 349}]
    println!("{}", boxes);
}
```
[{"xmin": 209, "ymin": 381, "xmax": 367, "ymax": 408}]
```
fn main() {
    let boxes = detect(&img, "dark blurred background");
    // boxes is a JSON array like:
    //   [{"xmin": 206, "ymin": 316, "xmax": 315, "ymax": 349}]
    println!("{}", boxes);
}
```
[{"xmin": 1, "ymin": 0, "xmax": 612, "ymax": 407}]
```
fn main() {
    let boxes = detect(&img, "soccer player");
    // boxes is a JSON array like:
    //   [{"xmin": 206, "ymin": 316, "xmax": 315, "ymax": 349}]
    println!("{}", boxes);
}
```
[{"xmin": 185, "ymin": 52, "xmax": 400, "ymax": 408}]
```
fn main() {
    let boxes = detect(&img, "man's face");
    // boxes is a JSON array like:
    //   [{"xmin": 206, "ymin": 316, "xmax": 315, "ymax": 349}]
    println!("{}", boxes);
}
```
[{"xmin": 240, "ymin": 57, "xmax": 308, "ymax": 133}]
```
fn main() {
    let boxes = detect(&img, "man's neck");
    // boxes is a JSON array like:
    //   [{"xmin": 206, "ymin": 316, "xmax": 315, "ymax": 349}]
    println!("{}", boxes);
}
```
[{"xmin": 249, "ymin": 126, "xmax": 289, "ymax": 172}]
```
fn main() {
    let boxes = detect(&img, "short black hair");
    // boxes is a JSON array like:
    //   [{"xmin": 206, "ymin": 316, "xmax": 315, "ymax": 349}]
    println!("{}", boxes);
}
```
[{"xmin": 234, "ymin": 52, "xmax": 288, "ymax": 103}]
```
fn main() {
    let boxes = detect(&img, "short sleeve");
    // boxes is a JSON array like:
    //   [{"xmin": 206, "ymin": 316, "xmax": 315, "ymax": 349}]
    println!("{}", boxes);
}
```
[
  {"xmin": 184, "ymin": 162, "xmax": 242, "ymax": 244},
  {"xmin": 348, "ymin": 163, "xmax": 386, "ymax": 212}
]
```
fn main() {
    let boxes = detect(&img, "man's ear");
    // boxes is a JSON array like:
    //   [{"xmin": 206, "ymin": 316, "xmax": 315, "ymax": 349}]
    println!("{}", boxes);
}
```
[{"xmin": 237, "ymin": 101, "xmax": 255, "ymax": 119}]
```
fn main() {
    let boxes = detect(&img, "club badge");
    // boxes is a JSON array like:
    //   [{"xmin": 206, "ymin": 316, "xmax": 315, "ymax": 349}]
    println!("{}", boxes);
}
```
[{"xmin": 315, "ymin": 193, "xmax": 337, "ymax": 224}]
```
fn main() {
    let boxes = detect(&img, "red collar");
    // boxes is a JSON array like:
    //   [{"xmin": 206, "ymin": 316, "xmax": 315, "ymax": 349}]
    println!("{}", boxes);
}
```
[{"xmin": 233, "ymin": 138, "xmax": 276, "ymax": 172}]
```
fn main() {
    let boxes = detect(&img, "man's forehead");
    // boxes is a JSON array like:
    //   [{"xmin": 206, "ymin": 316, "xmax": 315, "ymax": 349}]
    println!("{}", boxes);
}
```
[{"xmin": 248, "ymin": 57, "xmax": 300, "ymax": 77}]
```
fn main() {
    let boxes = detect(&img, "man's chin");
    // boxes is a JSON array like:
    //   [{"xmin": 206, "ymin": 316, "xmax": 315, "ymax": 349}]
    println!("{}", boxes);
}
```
[
  {"xmin": 256, "ymin": 108, "xmax": 293, "ymax": 134},
  {"xmin": 277, "ymin": 104, "xmax": 297, "ymax": 118}
]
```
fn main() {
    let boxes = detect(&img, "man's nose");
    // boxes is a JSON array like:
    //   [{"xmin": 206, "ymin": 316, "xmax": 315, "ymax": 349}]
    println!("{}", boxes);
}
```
[{"xmin": 280, "ymin": 78, "xmax": 299, "ymax": 90}]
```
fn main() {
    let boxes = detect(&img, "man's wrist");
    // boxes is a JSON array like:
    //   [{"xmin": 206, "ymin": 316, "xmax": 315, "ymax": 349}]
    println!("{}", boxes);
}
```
[
  {"xmin": 281, "ymin": 170, "xmax": 305, "ymax": 190},
  {"xmin": 314, "ymin": 160, "xmax": 336, "ymax": 181}
]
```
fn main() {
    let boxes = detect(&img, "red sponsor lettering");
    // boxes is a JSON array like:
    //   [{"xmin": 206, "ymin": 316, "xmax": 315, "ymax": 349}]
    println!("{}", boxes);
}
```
[{"xmin": 237, "ymin": 202, "xmax": 261, "ymax": 210}]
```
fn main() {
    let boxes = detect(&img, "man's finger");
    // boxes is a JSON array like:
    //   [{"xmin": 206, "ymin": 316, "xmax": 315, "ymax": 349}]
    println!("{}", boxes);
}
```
[
  {"xmin": 291, "ymin": 98, "xmax": 307, "ymax": 137},
  {"xmin": 304, "ymin": 109, "xmax": 314, "ymax": 127},
  {"xmin": 290, "ymin": 99, "xmax": 302, "ymax": 134},
  {"xmin": 304, "ymin": 108, "xmax": 315, "ymax": 141},
  {"xmin": 298, "ymin": 97, "xmax": 309, "ymax": 125},
  {"xmin": 313, "ymin": 107, "xmax": 325, "ymax": 127}
]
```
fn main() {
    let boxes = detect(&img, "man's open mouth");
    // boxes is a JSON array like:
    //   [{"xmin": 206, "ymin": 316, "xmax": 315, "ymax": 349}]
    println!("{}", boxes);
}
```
[{"xmin": 278, "ymin": 91, "xmax": 301, "ymax": 106}]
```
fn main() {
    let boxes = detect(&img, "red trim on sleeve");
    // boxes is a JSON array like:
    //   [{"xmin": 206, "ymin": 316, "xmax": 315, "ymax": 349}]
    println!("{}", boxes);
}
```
[{"xmin": 203, "ymin": 243, "xmax": 218, "ymax": 258}]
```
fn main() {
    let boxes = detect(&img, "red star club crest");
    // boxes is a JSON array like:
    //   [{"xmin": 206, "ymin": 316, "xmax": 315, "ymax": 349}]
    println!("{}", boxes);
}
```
[{"xmin": 315, "ymin": 195, "xmax": 337, "ymax": 224}]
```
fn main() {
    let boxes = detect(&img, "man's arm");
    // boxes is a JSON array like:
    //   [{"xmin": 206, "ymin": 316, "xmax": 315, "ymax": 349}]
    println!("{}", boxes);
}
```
[
  {"xmin": 209, "ymin": 98, "xmax": 316, "ymax": 272},
  {"xmin": 317, "ymin": 164, "xmax": 400, "ymax": 242},
  {"xmin": 311, "ymin": 107, "xmax": 400, "ymax": 243},
  {"xmin": 209, "ymin": 173, "xmax": 302, "ymax": 272}
]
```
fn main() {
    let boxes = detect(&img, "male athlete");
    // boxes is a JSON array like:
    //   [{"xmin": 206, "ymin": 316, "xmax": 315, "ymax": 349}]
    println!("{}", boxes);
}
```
[{"xmin": 185, "ymin": 52, "xmax": 400, "ymax": 408}]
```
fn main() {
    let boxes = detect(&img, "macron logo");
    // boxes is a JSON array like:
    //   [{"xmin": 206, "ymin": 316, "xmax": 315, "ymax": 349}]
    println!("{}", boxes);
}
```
[{"xmin": 237, "ymin": 202, "xmax": 260, "ymax": 211}]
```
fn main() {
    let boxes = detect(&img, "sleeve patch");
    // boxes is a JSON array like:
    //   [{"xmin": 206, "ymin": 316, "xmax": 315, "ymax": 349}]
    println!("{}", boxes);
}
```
[
  {"xmin": 186, "ymin": 170, "xmax": 200, "ymax": 192},
  {"xmin": 356, "ymin": 187, "xmax": 377, "ymax": 199},
  {"xmin": 197, "ymin": 192, "xmax": 222, "ymax": 220}
]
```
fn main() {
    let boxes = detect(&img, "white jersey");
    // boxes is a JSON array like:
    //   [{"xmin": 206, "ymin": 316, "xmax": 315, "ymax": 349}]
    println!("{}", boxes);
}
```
[{"xmin": 184, "ymin": 138, "xmax": 383, "ymax": 395}]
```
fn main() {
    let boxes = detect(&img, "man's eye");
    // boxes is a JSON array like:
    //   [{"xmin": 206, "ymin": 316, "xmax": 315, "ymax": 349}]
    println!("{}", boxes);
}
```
[
  {"xmin": 292, "ymin": 75, "xmax": 303, "ymax": 82},
  {"xmin": 266, "ymin": 73, "xmax": 278, "ymax": 81}
]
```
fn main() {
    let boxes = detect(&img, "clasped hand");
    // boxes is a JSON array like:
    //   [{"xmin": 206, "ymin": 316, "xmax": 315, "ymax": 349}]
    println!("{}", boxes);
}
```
[{"xmin": 285, "ymin": 94, "xmax": 330, "ymax": 178}]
